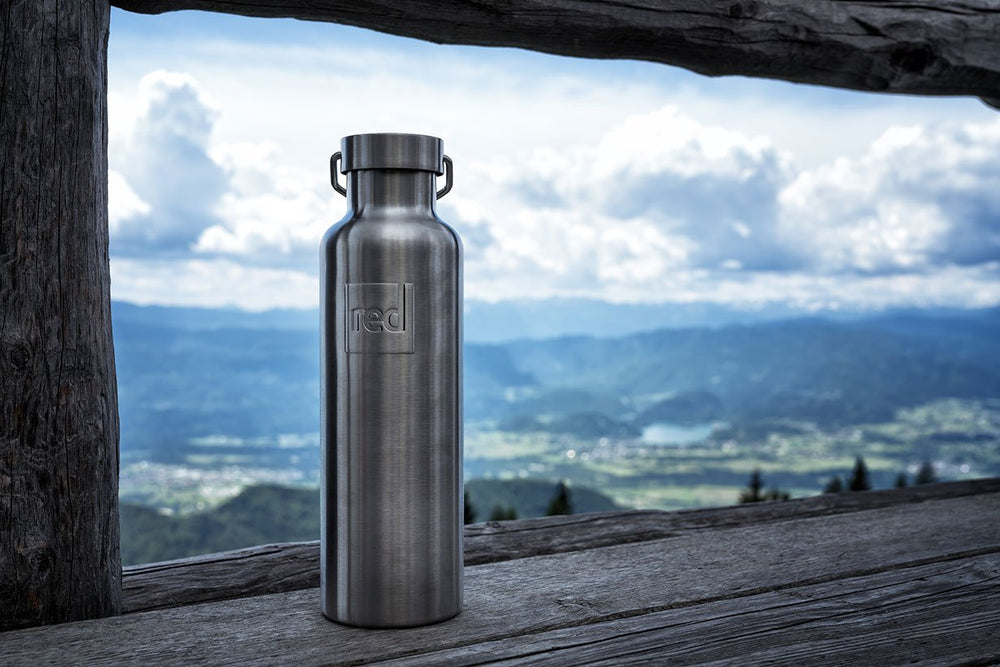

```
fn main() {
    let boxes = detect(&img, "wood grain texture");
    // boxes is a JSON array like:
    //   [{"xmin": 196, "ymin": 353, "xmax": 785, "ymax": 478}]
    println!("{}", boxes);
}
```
[
  {"xmin": 5, "ymin": 492, "xmax": 1000, "ymax": 664},
  {"xmin": 0, "ymin": 0, "xmax": 121, "ymax": 631},
  {"xmin": 109, "ymin": 0, "xmax": 1000, "ymax": 103},
  {"xmin": 380, "ymin": 554, "xmax": 1000, "ymax": 666},
  {"xmin": 123, "ymin": 542, "xmax": 320, "ymax": 613},
  {"xmin": 121, "ymin": 478, "xmax": 1000, "ymax": 614}
]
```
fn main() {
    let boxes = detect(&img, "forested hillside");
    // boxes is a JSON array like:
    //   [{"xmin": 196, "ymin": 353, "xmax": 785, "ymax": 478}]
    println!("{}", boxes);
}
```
[{"xmin": 121, "ymin": 480, "xmax": 617, "ymax": 565}]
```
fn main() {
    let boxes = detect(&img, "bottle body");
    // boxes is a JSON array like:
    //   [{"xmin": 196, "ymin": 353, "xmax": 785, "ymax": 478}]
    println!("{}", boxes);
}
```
[{"xmin": 321, "ymin": 162, "xmax": 463, "ymax": 628}]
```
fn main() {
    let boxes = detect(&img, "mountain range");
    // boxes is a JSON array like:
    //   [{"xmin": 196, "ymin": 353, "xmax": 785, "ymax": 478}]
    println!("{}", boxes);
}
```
[
  {"xmin": 111, "ymin": 300, "xmax": 1000, "ymax": 457},
  {"xmin": 113, "ymin": 298, "xmax": 1000, "ymax": 342}
]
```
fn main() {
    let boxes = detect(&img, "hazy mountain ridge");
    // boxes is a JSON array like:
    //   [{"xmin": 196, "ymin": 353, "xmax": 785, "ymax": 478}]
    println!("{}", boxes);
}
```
[
  {"xmin": 112, "ymin": 301, "xmax": 1000, "ymax": 456},
  {"xmin": 113, "ymin": 301, "xmax": 318, "ymax": 331},
  {"xmin": 114, "ymin": 319, "xmax": 321, "ymax": 453},
  {"xmin": 505, "ymin": 316, "xmax": 1000, "ymax": 426},
  {"xmin": 113, "ymin": 299, "xmax": 1000, "ymax": 342}
]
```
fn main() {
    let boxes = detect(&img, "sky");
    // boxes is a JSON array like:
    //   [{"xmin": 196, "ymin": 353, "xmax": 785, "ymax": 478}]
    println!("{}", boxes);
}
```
[{"xmin": 107, "ymin": 9, "xmax": 1000, "ymax": 313}]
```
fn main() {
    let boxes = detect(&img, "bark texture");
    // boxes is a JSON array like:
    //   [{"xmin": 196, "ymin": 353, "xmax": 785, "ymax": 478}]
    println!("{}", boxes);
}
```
[
  {"xmin": 111, "ymin": 0, "xmax": 1000, "ymax": 103},
  {"xmin": 0, "ymin": 0, "xmax": 120, "ymax": 631}
]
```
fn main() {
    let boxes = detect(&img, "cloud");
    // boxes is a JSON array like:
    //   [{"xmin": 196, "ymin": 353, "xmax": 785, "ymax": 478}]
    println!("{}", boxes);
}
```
[
  {"xmin": 109, "ymin": 72, "xmax": 336, "ymax": 272},
  {"xmin": 779, "ymin": 119, "xmax": 1000, "ymax": 273},
  {"xmin": 110, "ymin": 257, "xmax": 317, "ymax": 311},
  {"xmin": 451, "ymin": 110, "xmax": 1000, "ymax": 308},
  {"xmin": 594, "ymin": 107, "xmax": 796, "ymax": 272},
  {"xmin": 629, "ymin": 263, "xmax": 1000, "ymax": 311},
  {"xmin": 111, "ymin": 71, "xmax": 229, "ymax": 256},
  {"xmin": 108, "ymin": 169, "xmax": 150, "ymax": 235},
  {"xmin": 106, "ymin": 61, "xmax": 1000, "ymax": 312},
  {"xmin": 451, "ymin": 106, "xmax": 796, "ymax": 301},
  {"xmin": 193, "ymin": 141, "xmax": 332, "ymax": 269}
]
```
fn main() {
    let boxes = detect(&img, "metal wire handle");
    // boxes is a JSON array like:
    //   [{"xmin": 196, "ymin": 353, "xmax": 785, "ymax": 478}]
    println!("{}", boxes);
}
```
[
  {"xmin": 329, "ymin": 152, "xmax": 453, "ymax": 199},
  {"xmin": 330, "ymin": 152, "xmax": 347, "ymax": 196},
  {"xmin": 436, "ymin": 156, "xmax": 453, "ymax": 199}
]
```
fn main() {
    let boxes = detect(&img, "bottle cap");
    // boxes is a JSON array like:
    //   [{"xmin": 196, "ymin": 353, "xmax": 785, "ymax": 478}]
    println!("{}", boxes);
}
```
[{"xmin": 340, "ymin": 133, "xmax": 445, "ymax": 175}]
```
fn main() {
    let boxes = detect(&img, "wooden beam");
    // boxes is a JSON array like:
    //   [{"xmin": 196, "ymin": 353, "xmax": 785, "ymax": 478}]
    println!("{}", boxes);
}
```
[
  {"xmin": 0, "ymin": 0, "xmax": 121, "ymax": 631},
  {"xmin": 111, "ymin": 0, "xmax": 1000, "ymax": 105},
  {"xmin": 122, "ymin": 479, "xmax": 1000, "ymax": 614}
]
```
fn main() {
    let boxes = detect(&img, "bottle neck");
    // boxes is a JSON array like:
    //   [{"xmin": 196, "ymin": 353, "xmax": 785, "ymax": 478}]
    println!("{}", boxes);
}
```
[{"xmin": 347, "ymin": 169, "xmax": 437, "ymax": 214}]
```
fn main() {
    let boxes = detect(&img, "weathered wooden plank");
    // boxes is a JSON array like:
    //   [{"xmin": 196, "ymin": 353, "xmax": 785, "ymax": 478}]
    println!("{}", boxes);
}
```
[
  {"xmin": 121, "ymin": 479, "xmax": 1000, "ymax": 613},
  {"xmin": 0, "ymin": 0, "xmax": 120, "ymax": 631},
  {"xmin": 463, "ymin": 477, "xmax": 1000, "ymax": 564},
  {"xmin": 123, "ymin": 542, "xmax": 320, "ymax": 613},
  {"xmin": 6, "ymin": 492, "xmax": 997, "ymax": 664},
  {"xmin": 109, "ymin": 0, "xmax": 1000, "ymax": 104},
  {"xmin": 378, "ymin": 553, "xmax": 1000, "ymax": 666}
]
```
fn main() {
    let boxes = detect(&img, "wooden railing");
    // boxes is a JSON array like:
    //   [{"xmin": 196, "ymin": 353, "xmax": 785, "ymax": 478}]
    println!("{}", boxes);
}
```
[{"xmin": 4, "ymin": 479, "xmax": 996, "ymax": 664}]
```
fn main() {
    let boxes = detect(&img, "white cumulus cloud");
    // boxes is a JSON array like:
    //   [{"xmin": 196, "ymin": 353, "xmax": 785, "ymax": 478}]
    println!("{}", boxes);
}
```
[
  {"xmin": 110, "ymin": 257, "xmax": 317, "ymax": 311},
  {"xmin": 106, "ymin": 63, "xmax": 1000, "ymax": 312},
  {"xmin": 111, "ymin": 70, "xmax": 229, "ymax": 256},
  {"xmin": 109, "ymin": 71, "xmax": 337, "ymax": 275},
  {"xmin": 108, "ymin": 169, "xmax": 150, "ymax": 235},
  {"xmin": 779, "ymin": 119, "xmax": 1000, "ymax": 273},
  {"xmin": 452, "ymin": 106, "xmax": 794, "ymax": 301},
  {"xmin": 194, "ymin": 141, "xmax": 333, "ymax": 268}
]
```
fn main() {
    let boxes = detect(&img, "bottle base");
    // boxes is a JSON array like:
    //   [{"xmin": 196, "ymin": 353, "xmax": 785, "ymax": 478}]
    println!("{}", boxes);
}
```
[{"xmin": 322, "ymin": 607, "xmax": 462, "ymax": 629}]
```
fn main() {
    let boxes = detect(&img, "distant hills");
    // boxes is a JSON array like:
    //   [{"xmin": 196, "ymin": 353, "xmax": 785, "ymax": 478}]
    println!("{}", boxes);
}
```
[
  {"xmin": 120, "ymin": 480, "xmax": 618, "ymax": 565},
  {"xmin": 112, "ymin": 300, "xmax": 1000, "ymax": 458},
  {"xmin": 505, "ymin": 314, "xmax": 1000, "ymax": 426},
  {"xmin": 114, "ymin": 298, "xmax": 1000, "ymax": 342}
]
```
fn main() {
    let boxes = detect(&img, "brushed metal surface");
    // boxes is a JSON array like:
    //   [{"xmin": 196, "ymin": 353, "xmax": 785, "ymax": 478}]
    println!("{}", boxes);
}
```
[
  {"xmin": 320, "ymin": 135, "xmax": 463, "ymax": 628},
  {"xmin": 340, "ymin": 133, "xmax": 444, "ymax": 174}
]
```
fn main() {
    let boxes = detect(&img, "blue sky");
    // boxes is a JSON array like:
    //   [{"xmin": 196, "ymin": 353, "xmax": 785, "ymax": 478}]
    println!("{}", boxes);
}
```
[{"xmin": 107, "ymin": 9, "xmax": 1000, "ymax": 312}]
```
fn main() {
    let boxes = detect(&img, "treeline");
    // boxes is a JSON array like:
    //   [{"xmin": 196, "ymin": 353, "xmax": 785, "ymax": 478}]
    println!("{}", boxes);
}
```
[
  {"xmin": 466, "ymin": 480, "xmax": 574, "ymax": 523},
  {"xmin": 822, "ymin": 457, "xmax": 938, "ymax": 492},
  {"xmin": 739, "ymin": 457, "xmax": 941, "ymax": 504}
]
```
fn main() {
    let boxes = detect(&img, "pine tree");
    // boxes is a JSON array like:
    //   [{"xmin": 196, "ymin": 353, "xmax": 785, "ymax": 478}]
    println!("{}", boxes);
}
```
[
  {"xmin": 764, "ymin": 487, "xmax": 791, "ymax": 501},
  {"xmin": 894, "ymin": 472, "xmax": 908, "ymax": 488},
  {"xmin": 915, "ymin": 461, "xmax": 938, "ymax": 485},
  {"xmin": 464, "ymin": 489, "xmax": 476, "ymax": 524},
  {"xmin": 848, "ymin": 456, "xmax": 871, "ymax": 492},
  {"xmin": 823, "ymin": 475, "xmax": 844, "ymax": 493},
  {"xmin": 546, "ymin": 481, "xmax": 573, "ymax": 516},
  {"xmin": 739, "ymin": 469, "xmax": 765, "ymax": 503},
  {"xmin": 739, "ymin": 470, "xmax": 791, "ymax": 503},
  {"xmin": 488, "ymin": 504, "xmax": 517, "ymax": 521}
]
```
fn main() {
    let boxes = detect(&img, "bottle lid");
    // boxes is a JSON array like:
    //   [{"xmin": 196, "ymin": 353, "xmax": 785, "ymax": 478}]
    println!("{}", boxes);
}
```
[{"xmin": 340, "ymin": 133, "xmax": 445, "ymax": 175}]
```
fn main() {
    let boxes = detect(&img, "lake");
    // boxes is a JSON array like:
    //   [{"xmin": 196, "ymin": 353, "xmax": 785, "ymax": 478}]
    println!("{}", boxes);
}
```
[{"xmin": 640, "ymin": 422, "xmax": 722, "ymax": 446}]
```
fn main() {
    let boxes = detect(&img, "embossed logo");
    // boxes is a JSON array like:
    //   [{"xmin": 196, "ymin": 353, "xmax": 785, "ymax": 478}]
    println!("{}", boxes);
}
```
[{"xmin": 346, "ymin": 283, "xmax": 414, "ymax": 354}]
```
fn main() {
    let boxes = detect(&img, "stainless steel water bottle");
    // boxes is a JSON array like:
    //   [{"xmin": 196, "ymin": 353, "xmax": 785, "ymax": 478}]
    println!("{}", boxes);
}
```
[{"xmin": 320, "ymin": 133, "xmax": 463, "ymax": 627}]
